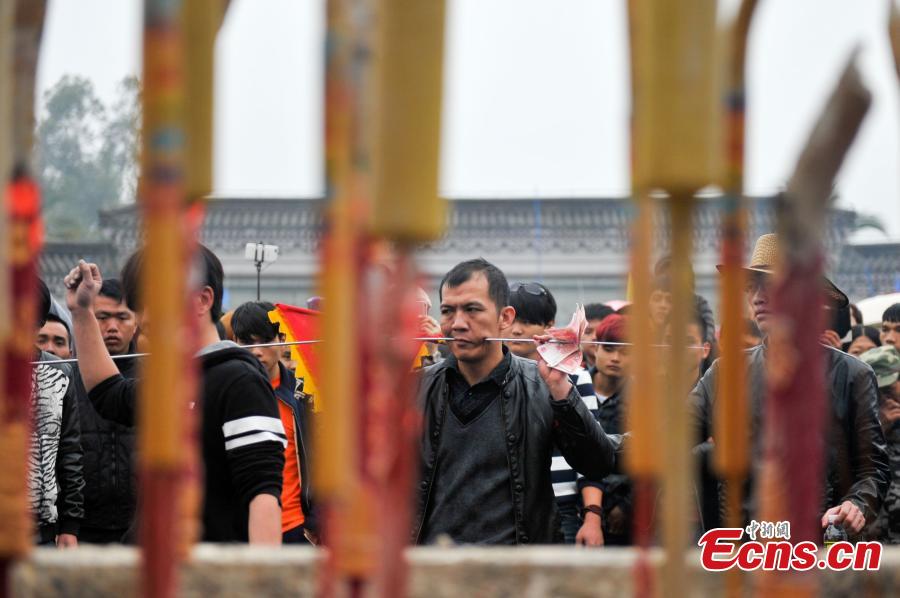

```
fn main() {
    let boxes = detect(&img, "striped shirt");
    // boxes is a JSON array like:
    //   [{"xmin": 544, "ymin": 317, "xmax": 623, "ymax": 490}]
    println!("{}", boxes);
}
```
[{"xmin": 552, "ymin": 368, "xmax": 601, "ymax": 504}]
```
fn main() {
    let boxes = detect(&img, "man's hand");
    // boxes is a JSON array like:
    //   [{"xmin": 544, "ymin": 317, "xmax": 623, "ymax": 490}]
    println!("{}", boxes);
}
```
[
  {"xmin": 64, "ymin": 260, "xmax": 103, "ymax": 313},
  {"xmin": 819, "ymin": 330, "xmax": 843, "ymax": 350},
  {"xmin": 821, "ymin": 500, "xmax": 865, "ymax": 534},
  {"xmin": 418, "ymin": 315, "xmax": 441, "ymax": 338},
  {"xmin": 881, "ymin": 398, "xmax": 900, "ymax": 429},
  {"xmin": 534, "ymin": 335, "xmax": 574, "ymax": 401},
  {"xmin": 56, "ymin": 533, "xmax": 78, "ymax": 549},
  {"xmin": 575, "ymin": 512, "xmax": 604, "ymax": 547}
]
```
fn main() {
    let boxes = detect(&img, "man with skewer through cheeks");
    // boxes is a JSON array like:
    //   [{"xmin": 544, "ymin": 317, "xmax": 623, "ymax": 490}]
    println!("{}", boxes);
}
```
[{"xmin": 412, "ymin": 258, "xmax": 624, "ymax": 545}]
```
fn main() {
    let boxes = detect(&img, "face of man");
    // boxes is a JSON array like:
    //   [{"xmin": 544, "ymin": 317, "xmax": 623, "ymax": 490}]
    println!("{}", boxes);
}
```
[
  {"xmin": 237, "ymin": 335, "xmax": 282, "ymax": 382},
  {"xmin": 440, "ymin": 273, "xmax": 514, "ymax": 364},
  {"xmin": 595, "ymin": 342, "xmax": 631, "ymax": 382},
  {"xmin": 94, "ymin": 295, "xmax": 138, "ymax": 355},
  {"xmin": 665, "ymin": 322, "xmax": 711, "ymax": 380},
  {"xmin": 847, "ymin": 335, "xmax": 877, "ymax": 357},
  {"xmin": 649, "ymin": 290, "xmax": 672, "ymax": 327},
  {"xmin": 505, "ymin": 319, "xmax": 550, "ymax": 360},
  {"xmin": 746, "ymin": 274, "xmax": 774, "ymax": 335},
  {"xmin": 37, "ymin": 321, "xmax": 71, "ymax": 359},
  {"xmin": 881, "ymin": 320, "xmax": 900, "ymax": 350},
  {"xmin": 278, "ymin": 333, "xmax": 298, "ymax": 372}
]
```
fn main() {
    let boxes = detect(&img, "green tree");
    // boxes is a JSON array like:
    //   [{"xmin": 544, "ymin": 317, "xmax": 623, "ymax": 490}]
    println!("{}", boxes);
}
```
[{"xmin": 34, "ymin": 75, "xmax": 140, "ymax": 240}]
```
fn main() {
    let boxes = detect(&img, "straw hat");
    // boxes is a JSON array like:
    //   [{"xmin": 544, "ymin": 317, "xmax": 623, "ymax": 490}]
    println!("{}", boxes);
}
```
[{"xmin": 717, "ymin": 233, "xmax": 849, "ymax": 308}]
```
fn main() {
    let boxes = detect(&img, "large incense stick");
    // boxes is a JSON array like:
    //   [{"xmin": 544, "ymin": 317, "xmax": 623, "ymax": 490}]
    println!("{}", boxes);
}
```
[
  {"xmin": 715, "ymin": 4, "xmax": 759, "ymax": 597},
  {"xmin": 1, "ymin": 3, "xmax": 46, "ymax": 592}
]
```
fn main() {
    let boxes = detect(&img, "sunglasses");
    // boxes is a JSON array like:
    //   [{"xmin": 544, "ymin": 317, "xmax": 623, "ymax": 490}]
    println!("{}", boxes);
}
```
[{"xmin": 510, "ymin": 282, "xmax": 547, "ymax": 296}]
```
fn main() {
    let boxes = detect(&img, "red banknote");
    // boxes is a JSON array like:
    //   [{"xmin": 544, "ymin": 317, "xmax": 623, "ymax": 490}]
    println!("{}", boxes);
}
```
[{"xmin": 536, "ymin": 304, "xmax": 586, "ymax": 374}]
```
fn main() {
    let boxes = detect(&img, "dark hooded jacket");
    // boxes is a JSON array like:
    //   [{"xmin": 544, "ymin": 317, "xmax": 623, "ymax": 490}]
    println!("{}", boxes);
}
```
[
  {"xmin": 87, "ymin": 341, "xmax": 285, "ymax": 542},
  {"xmin": 76, "ymin": 353, "xmax": 138, "ymax": 538}
]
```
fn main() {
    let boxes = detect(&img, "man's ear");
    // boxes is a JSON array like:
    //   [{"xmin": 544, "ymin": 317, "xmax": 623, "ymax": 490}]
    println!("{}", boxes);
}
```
[
  {"xmin": 499, "ymin": 305, "xmax": 516, "ymax": 330},
  {"xmin": 196, "ymin": 286, "xmax": 215, "ymax": 318},
  {"xmin": 702, "ymin": 341, "xmax": 711, "ymax": 360}
]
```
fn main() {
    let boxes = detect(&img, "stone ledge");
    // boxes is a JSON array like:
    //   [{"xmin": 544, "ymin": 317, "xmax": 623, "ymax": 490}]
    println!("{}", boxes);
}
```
[{"xmin": 11, "ymin": 545, "xmax": 900, "ymax": 597}]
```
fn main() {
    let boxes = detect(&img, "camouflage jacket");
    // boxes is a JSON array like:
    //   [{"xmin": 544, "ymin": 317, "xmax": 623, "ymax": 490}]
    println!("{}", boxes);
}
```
[{"xmin": 863, "ymin": 425, "xmax": 900, "ymax": 543}]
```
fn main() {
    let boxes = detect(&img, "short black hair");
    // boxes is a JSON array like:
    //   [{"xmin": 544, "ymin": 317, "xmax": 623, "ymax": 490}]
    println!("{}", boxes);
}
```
[
  {"xmin": 509, "ymin": 282, "xmax": 556, "ymax": 326},
  {"xmin": 231, "ymin": 301, "xmax": 279, "ymax": 344},
  {"xmin": 650, "ymin": 274, "xmax": 671, "ymax": 293},
  {"xmin": 37, "ymin": 278, "xmax": 51, "ymax": 328},
  {"xmin": 849, "ymin": 303, "xmax": 863, "ymax": 326},
  {"xmin": 585, "ymin": 303, "xmax": 614, "ymax": 322},
  {"xmin": 121, "ymin": 243, "xmax": 224, "ymax": 322},
  {"xmin": 883, "ymin": 303, "xmax": 900, "ymax": 324},
  {"xmin": 689, "ymin": 306, "xmax": 707, "ymax": 342},
  {"xmin": 43, "ymin": 312, "xmax": 70, "ymax": 336},
  {"xmin": 98, "ymin": 278, "xmax": 126, "ymax": 304},
  {"xmin": 842, "ymin": 325, "xmax": 881, "ymax": 352},
  {"xmin": 654, "ymin": 254, "xmax": 696, "ymax": 289},
  {"xmin": 439, "ymin": 258, "xmax": 509, "ymax": 310}
]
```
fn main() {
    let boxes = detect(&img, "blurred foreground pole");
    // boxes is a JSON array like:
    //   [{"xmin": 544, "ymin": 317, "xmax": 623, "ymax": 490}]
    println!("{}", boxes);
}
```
[
  {"xmin": 715, "ymin": 3, "xmax": 758, "ymax": 597},
  {"xmin": 318, "ymin": 0, "xmax": 374, "ymax": 594},
  {"xmin": 891, "ymin": 1, "xmax": 899, "ymax": 79},
  {"xmin": 139, "ymin": 2, "xmax": 188, "ymax": 597},
  {"xmin": 139, "ymin": 2, "xmax": 226, "ymax": 596},
  {"xmin": 623, "ymin": 191, "xmax": 659, "ymax": 598},
  {"xmin": 1, "ymin": 2, "xmax": 46, "ymax": 596},
  {"xmin": 629, "ymin": 0, "xmax": 720, "ymax": 595},
  {"xmin": 368, "ymin": 1, "xmax": 446, "ymax": 595},
  {"xmin": 318, "ymin": 0, "xmax": 447, "ymax": 595},
  {"xmin": 757, "ymin": 59, "xmax": 870, "ymax": 597}
]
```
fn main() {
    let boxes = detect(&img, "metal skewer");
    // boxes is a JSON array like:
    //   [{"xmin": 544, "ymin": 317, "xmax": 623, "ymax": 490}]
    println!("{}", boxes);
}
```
[
  {"xmin": 34, "ymin": 337, "xmax": 705, "ymax": 366},
  {"xmin": 30, "ymin": 339, "xmax": 323, "ymax": 366},
  {"xmin": 416, "ymin": 337, "xmax": 705, "ymax": 349}
]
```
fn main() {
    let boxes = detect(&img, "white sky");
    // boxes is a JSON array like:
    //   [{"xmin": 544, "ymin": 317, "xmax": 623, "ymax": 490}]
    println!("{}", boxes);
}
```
[{"xmin": 36, "ymin": 0, "xmax": 900, "ymax": 236}]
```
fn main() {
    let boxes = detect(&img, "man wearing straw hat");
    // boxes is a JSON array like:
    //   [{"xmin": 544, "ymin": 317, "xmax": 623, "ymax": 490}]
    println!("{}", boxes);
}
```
[{"xmin": 691, "ymin": 233, "xmax": 889, "ymax": 536}]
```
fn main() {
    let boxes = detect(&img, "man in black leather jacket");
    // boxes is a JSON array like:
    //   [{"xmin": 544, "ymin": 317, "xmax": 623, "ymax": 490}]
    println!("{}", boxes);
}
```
[
  {"xmin": 76, "ymin": 278, "xmax": 139, "ymax": 543},
  {"xmin": 413, "ymin": 259, "xmax": 623, "ymax": 545},
  {"xmin": 691, "ymin": 234, "xmax": 889, "ymax": 536},
  {"xmin": 32, "ymin": 280, "xmax": 84, "ymax": 547}
]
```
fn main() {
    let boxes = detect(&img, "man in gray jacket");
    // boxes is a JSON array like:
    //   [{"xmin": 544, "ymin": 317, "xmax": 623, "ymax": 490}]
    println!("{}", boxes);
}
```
[{"xmin": 414, "ymin": 259, "xmax": 622, "ymax": 545}]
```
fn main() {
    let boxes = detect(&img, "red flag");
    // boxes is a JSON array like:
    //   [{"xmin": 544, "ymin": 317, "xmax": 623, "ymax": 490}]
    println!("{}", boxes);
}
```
[{"xmin": 271, "ymin": 304, "xmax": 320, "ymax": 406}]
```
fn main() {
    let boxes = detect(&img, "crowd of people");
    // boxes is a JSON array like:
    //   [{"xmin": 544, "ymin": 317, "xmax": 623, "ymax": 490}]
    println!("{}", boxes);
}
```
[{"xmin": 28, "ymin": 232, "xmax": 900, "ymax": 548}]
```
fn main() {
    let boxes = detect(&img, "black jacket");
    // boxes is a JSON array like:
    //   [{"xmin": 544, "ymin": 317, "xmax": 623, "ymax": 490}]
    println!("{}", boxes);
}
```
[
  {"xmin": 413, "ymin": 354, "xmax": 624, "ymax": 544},
  {"xmin": 32, "ymin": 352, "xmax": 85, "ymax": 539},
  {"xmin": 88, "ymin": 342, "xmax": 285, "ymax": 542},
  {"xmin": 691, "ymin": 343, "xmax": 890, "ymax": 527},
  {"xmin": 76, "ymin": 355, "xmax": 137, "ymax": 535},
  {"xmin": 273, "ymin": 361, "xmax": 316, "ymax": 532}
]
